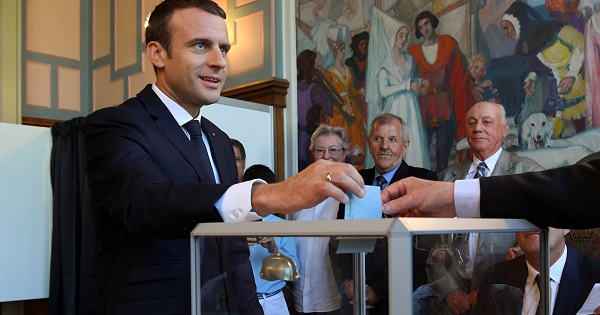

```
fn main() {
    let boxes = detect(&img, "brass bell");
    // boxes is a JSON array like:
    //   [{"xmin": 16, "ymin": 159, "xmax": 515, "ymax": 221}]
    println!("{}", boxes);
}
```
[{"xmin": 260, "ymin": 248, "xmax": 300, "ymax": 282}]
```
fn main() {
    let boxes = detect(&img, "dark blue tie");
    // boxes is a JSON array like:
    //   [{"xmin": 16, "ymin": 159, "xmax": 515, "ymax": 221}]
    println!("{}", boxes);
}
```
[
  {"xmin": 535, "ymin": 274, "xmax": 542, "ymax": 315},
  {"xmin": 376, "ymin": 175, "xmax": 391, "ymax": 218},
  {"xmin": 474, "ymin": 162, "xmax": 487, "ymax": 179},
  {"xmin": 183, "ymin": 120, "xmax": 216, "ymax": 183},
  {"xmin": 375, "ymin": 175, "xmax": 387, "ymax": 191}
]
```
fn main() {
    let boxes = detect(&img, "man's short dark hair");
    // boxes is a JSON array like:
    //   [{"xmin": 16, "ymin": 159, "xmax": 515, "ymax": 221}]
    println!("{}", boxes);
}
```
[
  {"xmin": 414, "ymin": 10, "xmax": 439, "ymax": 39},
  {"xmin": 145, "ymin": 0, "xmax": 226, "ymax": 71},
  {"xmin": 243, "ymin": 164, "xmax": 276, "ymax": 184},
  {"xmin": 230, "ymin": 138, "xmax": 246, "ymax": 160}
]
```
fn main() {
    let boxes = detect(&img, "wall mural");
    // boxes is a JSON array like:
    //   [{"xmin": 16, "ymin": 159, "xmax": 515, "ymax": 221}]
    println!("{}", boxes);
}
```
[{"xmin": 295, "ymin": 0, "xmax": 600, "ymax": 173}]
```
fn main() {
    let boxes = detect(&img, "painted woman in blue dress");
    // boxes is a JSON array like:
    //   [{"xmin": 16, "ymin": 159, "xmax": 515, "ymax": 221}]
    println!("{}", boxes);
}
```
[{"xmin": 365, "ymin": 7, "xmax": 430, "ymax": 169}]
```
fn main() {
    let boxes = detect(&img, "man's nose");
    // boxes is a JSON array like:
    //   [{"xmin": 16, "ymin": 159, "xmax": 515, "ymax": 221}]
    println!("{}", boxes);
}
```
[{"xmin": 208, "ymin": 48, "xmax": 227, "ymax": 69}]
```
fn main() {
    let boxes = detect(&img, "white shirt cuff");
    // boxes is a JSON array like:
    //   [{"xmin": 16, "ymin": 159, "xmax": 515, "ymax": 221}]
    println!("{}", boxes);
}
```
[
  {"xmin": 215, "ymin": 179, "xmax": 265, "ymax": 222},
  {"xmin": 454, "ymin": 179, "xmax": 481, "ymax": 218}
]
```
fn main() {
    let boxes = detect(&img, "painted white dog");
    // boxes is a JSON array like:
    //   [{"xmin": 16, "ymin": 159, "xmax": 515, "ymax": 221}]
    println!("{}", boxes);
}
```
[
  {"xmin": 520, "ymin": 112, "xmax": 554, "ymax": 150},
  {"xmin": 520, "ymin": 112, "xmax": 600, "ymax": 153}
]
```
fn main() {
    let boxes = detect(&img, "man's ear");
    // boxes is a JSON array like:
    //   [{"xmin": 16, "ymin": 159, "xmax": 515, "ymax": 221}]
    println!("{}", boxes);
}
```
[
  {"xmin": 502, "ymin": 123, "xmax": 509, "ymax": 138},
  {"xmin": 146, "ymin": 41, "xmax": 167, "ymax": 70}
]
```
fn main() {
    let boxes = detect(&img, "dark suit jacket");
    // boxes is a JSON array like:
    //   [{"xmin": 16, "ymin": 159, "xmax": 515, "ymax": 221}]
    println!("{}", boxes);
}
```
[
  {"xmin": 335, "ymin": 161, "xmax": 437, "ymax": 314},
  {"xmin": 85, "ymin": 85, "xmax": 262, "ymax": 314},
  {"xmin": 480, "ymin": 158, "xmax": 600, "ymax": 228},
  {"xmin": 475, "ymin": 246, "xmax": 600, "ymax": 315}
]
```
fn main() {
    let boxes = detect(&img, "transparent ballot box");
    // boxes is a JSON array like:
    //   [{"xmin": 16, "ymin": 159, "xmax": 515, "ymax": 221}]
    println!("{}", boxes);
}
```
[{"xmin": 190, "ymin": 218, "xmax": 550, "ymax": 314}]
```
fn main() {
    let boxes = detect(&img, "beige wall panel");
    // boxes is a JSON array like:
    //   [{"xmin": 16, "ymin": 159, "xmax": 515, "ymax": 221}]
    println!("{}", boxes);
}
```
[
  {"xmin": 57, "ymin": 67, "xmax": 80, "ymax": 112},
  {"xmin": 212, "ymin": 0, "xmax": 234, "ymax": 42},
  {"xmin": 25, "ymin": 61, "xmax": 51, "ymax": 108},
  {"xmin": 93, "ymin": 64, "xmax": 124, "ymax": 110},
  {"xmin": 228, "ymin": 12, "xmax": 264, "ymax": 75},
  {"xmin": 114, "ymin": 0, "xmax": 138, "ymax": 71},
  {"xmin": 129, "ymin": 53, "xmax": 157, "ymax": 97},
  {"xmin": 93, "ymin": 0, "xmax": 111, "ymax": 59},
  {"xmin": 235, "ymin": 0, "xmax": 259, "ymax": 8},
  {"xmin": 26, "ymin": 0, "xmax": 80, "ymax": 60}
]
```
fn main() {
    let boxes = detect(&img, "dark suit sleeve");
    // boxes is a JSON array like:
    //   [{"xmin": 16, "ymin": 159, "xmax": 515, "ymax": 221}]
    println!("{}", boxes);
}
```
[
  {"xmin": 85, "ymin": 106, "xmax": 232, "ymax": 238},
  {"xmin": 480, "ymin": 159, "xmax": 600, "ymax": 228}
]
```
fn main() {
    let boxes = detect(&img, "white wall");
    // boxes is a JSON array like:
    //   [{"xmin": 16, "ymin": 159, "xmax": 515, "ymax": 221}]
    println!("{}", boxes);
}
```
[
  {"xmin": 203, "ymin": 97, "xmax": 275, "ymax": 172},
  {"xmin": 0, "ymin": 123, "xmax": 52, "ymax": 302}
]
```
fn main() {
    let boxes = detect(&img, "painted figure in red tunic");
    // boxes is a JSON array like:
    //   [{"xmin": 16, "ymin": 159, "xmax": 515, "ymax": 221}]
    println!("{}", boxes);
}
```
[{"xmin": 408, "ymin": 11, "xmax": 468, "ymax": 172}]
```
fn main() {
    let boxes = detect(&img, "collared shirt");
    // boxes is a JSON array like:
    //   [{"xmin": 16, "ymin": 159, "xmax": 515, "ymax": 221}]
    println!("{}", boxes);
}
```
[
  {"xmin": 522, "ymin": 246, "xmax": 567, "ymax": 315},
  {"xmin": 461, "ymin": 148, "xmax": 503, "ymax": 278},
  {"xmin": 292, "ymin": 198, "xmax": 342, "ymax": 312},
  {"xmin": 373, "ymin": 163, "xmax": 402, "ymax": 188},
  {"xmin": 249, "ymin": 215, "xmax": 299, "ymax": 294},
  {"xmin": 152, "ymin": 84, "xmax": 262, "ymax": 222},
  {"xmin": 467, "ymin": 148, "xmax": 502, "ymax": 179}
]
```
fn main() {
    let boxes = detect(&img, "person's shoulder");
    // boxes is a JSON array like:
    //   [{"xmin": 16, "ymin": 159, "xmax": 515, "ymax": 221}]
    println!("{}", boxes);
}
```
[
  {"xmin": 200, "ymin": 116, "xmax": 228, "ymax": 138},
  {"xmin": 438, "ymin": 161, "xmax": 467, "ymax": 179},
  {"xmin": 407, "ymin": 164, "xmax": 437, "ymax": 180},
  {"xmin": 506, "ymin": 152, "xmax": 545, "ymax": 171},
  {"xmin": 408, "ymin": 42, "xmax": 422, "ymax": 54},
  {"xmin": 438, "ymin": 34, "xmax": 458, "ymax": 44},
  {"xmin": 87, "ymin": 96, "xmax": 141, "ymax": 124}
]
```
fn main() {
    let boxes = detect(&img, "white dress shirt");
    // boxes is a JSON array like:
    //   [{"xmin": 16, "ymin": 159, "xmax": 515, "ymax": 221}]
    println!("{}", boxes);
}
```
[
  {"xmin": 522, "ymin": 246, "xmax": 566, "ymax": 315},
  {"xmin": 292, "ymin": 197, "xmax": 342, "ymax": 312},
  {"xmin": 461, "ymin": 149, "xmax": 503, "ymax": 279},
  {"xmin": 153, "ymin": 84, "xmax": 262, "ymax": 222}
]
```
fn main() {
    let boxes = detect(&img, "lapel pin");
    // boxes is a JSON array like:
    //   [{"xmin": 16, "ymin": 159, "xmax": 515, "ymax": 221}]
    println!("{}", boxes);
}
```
[{"xmin": 212, "ymin": 133, "xmax": 216, "ymax": 137}]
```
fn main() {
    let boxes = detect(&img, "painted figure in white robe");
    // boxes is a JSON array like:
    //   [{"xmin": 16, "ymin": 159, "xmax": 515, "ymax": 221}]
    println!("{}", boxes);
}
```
[{"xmin": 365, "ymin": 7, "xmax": 430, "ymax": 169}]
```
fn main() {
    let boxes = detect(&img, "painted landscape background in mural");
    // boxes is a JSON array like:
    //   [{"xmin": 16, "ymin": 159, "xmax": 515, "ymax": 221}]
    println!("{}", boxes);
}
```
[{"xmin": 296, "ymin": 0, "xmax": 600, "ymax": 172}]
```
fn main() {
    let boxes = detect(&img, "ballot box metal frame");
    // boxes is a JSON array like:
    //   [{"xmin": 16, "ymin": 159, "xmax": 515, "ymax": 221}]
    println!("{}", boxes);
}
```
[{"xmin": 191, "ymin": 218, "xmax": 549, "ymax": 314}]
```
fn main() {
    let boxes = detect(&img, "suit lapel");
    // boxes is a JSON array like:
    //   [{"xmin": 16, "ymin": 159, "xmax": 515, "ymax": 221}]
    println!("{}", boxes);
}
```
[
  {"xmin": 492, "ymin": 150, "xmax": 513, "ymax": 176},
  {"xmin": 137, "ymin": 85, "xmax": 217, "ymax": 183},
  {"xmin": 200, "ymin": 117, "xmax": 235, "ymax": 184},
  {"xmin": 553, "ymin": 247, "xmax": 580, "ymax": 315},
  {"xmin": 390, "ymin": 160, "xmax": 409, "ymax": 183},
  {"xmin": 360, "ymin": 167, "xmax": 376, "ymax": 185}
]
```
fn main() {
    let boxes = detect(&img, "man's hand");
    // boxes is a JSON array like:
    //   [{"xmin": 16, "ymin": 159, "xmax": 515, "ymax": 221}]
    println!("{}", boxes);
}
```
[
  {"xmin": 380, "ymin": 177, "xmax": 456, "ymax": 217},
  {"xmin": 251, "ymin": 159, "xmax": 365, "ymax": 216},
  {"xmin": 472, "ymin": 85, "xmax": 484, "ymax": 102},
  {"xmin": 506, "ymin": 245, "xmax": 523, "ymax": 260},
  {"xmin": 558, "ymin": 76, "xmax": 575, "ymax": 95},
  {"xmin": 258, "ymin": 236, "xmax": 278, "ymax": 254},
  {"xmin": 444, "ymin": 288, "xmax": 471, "ymax": 315},
  {"xmin": 523, "ymin": 79, "xmax": 536, "ymax": 96},
  {"xmin": 343, "ymin": 280, "xmax": 378, "ymax": 309}
]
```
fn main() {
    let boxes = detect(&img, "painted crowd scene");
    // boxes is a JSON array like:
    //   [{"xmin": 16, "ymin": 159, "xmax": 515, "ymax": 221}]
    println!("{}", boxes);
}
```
[{"xmin": 295, "ymin": 0, "xmax": 600, "ymax": 172}]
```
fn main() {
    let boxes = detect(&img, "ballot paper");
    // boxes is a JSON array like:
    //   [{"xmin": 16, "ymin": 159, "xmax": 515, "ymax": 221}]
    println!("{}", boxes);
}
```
[
  {"xmin": 344, "ymin": 185, "xmax": 382, "ymax": 220},
  {"xmin": 577, "ymin": 283, "xmax": 600, "ymax": 315}
]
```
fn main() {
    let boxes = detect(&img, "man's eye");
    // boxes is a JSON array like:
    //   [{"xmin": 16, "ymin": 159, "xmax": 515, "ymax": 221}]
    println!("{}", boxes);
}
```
[{"xmin": 195, "ymin": 43, "xmax": 206, "ymax": 49}]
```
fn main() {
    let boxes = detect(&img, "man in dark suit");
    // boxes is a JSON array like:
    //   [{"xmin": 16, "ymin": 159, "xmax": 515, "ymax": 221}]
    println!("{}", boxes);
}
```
[
  {"xmin": 334, "ymin": 113, "xmax": 437, "ymax": 314},
  {"xmin": 380, "ymin": 158, "xmax": 600, "ymax": 229},
  {"xmin": 84, "ymin": 1, "xmax": 364, "ymax": 314},
  {"xmin": 475, "ymin": 227, "xmax": 600, "ymax": 315}
]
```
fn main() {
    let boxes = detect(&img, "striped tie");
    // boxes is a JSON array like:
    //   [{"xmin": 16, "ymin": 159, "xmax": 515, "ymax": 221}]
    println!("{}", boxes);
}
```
[
  {"xmin": 375, "ymin": 175, "xmax": 387, "ymax": 191},
  {"xmin": 474, "ymin": 162, "xmax": 487, "ymax": 179}
]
